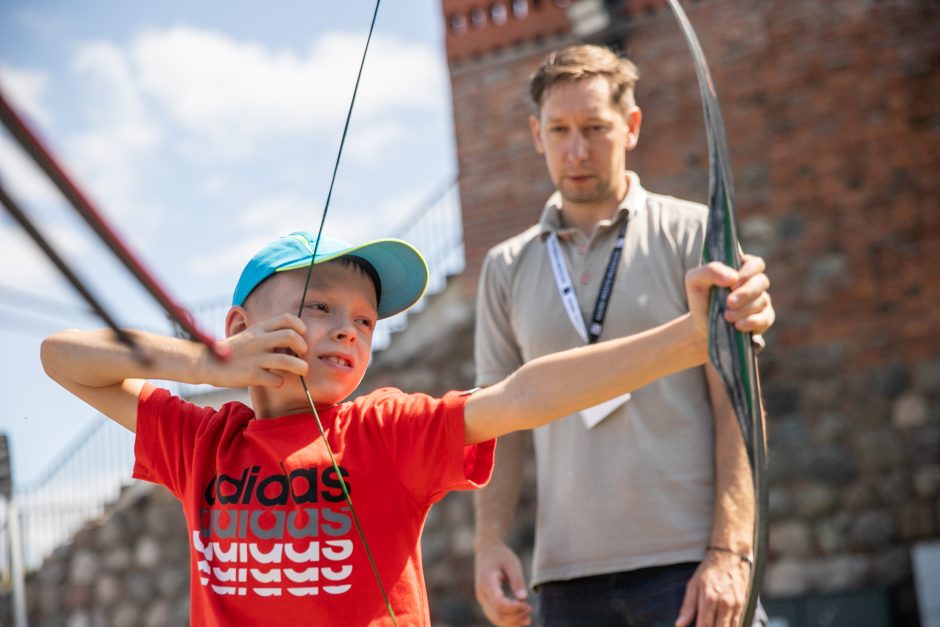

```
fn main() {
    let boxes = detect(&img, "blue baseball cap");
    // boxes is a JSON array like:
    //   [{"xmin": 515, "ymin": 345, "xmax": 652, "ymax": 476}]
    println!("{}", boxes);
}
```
[{"xmin": 232, "ymin": 232, "xmax": 428, "ymax": 319}]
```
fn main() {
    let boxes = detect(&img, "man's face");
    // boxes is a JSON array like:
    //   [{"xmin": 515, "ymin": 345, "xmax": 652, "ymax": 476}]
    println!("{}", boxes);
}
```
[
  {"xmin": 243, "ymin": 262, "xmax": 378, "ymax": 405},
  {"xmin": 530, "ymin": 76, "xmax": 641, "ymax": 209}
]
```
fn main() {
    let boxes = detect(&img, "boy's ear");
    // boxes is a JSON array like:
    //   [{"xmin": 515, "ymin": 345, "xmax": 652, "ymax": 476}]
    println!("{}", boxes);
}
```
[{"xmin": 225, "ymin": 306, "xmax": 250, "ymax": 339}]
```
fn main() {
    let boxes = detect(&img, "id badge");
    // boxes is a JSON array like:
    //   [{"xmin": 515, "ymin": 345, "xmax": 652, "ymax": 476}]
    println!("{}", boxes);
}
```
[{"xmin": 580, "ymin": 391, "xmax": 632, "ymax": 428}]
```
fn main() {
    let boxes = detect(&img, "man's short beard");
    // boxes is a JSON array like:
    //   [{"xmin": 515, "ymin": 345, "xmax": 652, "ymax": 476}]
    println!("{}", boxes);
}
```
[{"xmin": 560, "ymin": 177, "xmax": 613, "ymax": 206}]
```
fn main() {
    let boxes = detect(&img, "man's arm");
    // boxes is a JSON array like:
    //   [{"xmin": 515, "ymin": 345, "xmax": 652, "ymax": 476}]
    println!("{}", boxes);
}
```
[
  {"xmin": 474, "ymin": 430, "xmax": 532, "ymax": 625},
  {"xmin": 675, "ymin": 365, "xmax": 755, "ymax": 627},
  {"xmin": 706, "ymin": 363, "xmax": 756, "ymax": 560},
  {"xmin": 40, "ymin": 314, "xmax": 309, "ymax": 432}
]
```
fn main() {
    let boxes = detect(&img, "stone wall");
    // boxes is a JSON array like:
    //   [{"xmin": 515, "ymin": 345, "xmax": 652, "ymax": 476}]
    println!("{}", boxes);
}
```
[{"xmin": 22, "ymin": 484, "xmax": 190, "ymax": 627}]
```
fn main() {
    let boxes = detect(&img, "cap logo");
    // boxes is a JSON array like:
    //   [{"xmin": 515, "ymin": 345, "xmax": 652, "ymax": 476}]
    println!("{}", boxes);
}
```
[{"xmin": 289, "ymin": 233, "xmax": 316, "ymax": 255}]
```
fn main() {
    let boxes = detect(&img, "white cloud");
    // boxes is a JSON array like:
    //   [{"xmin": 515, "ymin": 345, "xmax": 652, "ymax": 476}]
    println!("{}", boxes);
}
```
[
  {"xmin": 0, "ymin": 219, "xmax": 91, "ymax": 293},
  {"xmin": 344, "ymin": 121, "xmax": 406, "ymax": 165},
  {"xmin": 185, "ymin": 193, "xmax": 320, "ymax": 281},
  {"xmin": 12, "ymin": 23, "xmax": 451, "ymax": 292},
  {"xmin": 185, "ymin": 186, "xmax": 378, "ymax": 284},
  {"xmin": 130, "ymin": 26, "xmax": 446, "ymax": 156},
  {"xmin": 199, "ymin": 173, "xmax": 230, "ymax": 196},
  {"xmin": 0, "ymin": 64, "xmax": 60, "ymax": 204},
  {"xmin": 0, "ymin": 63, "xmax": 54, "ymax": 127},
  {"xmin": 66, "ymin": 41, "xmax": 163, "ymax": 223}
]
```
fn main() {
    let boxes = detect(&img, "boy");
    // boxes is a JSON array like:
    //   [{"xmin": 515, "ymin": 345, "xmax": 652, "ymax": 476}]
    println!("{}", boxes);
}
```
[{"xmin": 41, "ymin": 231, "xmax": 771, "ymax": 626}]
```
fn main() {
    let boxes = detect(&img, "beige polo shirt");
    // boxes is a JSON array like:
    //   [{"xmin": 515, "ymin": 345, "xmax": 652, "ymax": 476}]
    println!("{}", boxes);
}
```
[{"xmin": 475, "ymin": 171, "xmax": 715, "ymax": 585}]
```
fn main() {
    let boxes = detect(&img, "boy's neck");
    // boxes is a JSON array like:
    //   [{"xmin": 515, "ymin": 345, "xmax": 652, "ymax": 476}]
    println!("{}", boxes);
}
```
[{"xmin": 250, "ymin": 386, "xmax": 339, "ymax": 419}]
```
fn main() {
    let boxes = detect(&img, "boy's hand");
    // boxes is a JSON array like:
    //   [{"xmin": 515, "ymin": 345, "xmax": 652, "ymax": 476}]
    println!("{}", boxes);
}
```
[
  {"xmin": 209, "ymin": 313, "xmax": 309, "ymax": 388},
  {"xmin": 686, "ymin": 255, "xmax": 773, "ymax": 342},
  {"xmin": 723, "ymin": 254, "xmax": 774, "ymax": 335}
]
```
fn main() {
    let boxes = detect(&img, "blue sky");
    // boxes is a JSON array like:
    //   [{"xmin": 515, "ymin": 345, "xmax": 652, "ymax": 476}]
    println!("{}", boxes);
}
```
[{"xmin": 0, "ymin": 0, "xmax": 457, "ymax": 485}]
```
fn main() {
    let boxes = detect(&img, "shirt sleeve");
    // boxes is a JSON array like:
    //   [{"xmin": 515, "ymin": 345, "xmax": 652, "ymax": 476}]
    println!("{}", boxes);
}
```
[
  {"xmin": 133, "ymin": 383, "xmax": 216, "ymax": 498},
  {"xmin": 364, "ymin": 389, "xmax": 495, "ymax": 507},
  {"xmin": 679, "ymin": 204, "xmax": 708, "ymax": 275},
  {"xmin": 474, "ymin": 246, "xmax": 524, "ymax": 387}
]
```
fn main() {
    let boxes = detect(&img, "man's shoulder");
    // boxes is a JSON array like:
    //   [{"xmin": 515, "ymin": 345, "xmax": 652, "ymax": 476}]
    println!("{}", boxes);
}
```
[
  {"xmin": 645, "ymin": 191, "xmax": 708, "ymax": 219},
  {"xmin": 643, "ymin": 191, "xmax": 709, "ymax": 236},
  {"xmin": 483, "ymin": 223, "xmax": 543, "ymax": 267}
]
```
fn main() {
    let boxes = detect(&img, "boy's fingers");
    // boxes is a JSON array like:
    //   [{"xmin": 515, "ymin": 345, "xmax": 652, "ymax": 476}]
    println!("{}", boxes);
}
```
[
  {"xmin": 262, "ymin": 354, "xmax": 309, "ymax": 377},
  {"xmin": 724, "ymin": 293, "xmax": 770, "ymax": 322},
  {"xmin": 265, "ymin": 329, "xmax": 308, "ymax": 356},
  {"xmin": 734, "ymin": 306, "xmax": 775, "ymax": 333},
  {"xmin": 737, "ymin": 253, "xmax": 766, "ymax": 280},
  {"xmin": 253, "ymin": 370, "xmax": 285, "ymax": 388},
  {"xmin": 687, "ymin": 262, "xmax": 739, "ymax": 293},
  {"xmin": 727, "ymin": 273, "xmax": 770, "ymax": 308},
  {"xmin": 261, "ymin": 313, "xmax": 307, "ymax": 335}
]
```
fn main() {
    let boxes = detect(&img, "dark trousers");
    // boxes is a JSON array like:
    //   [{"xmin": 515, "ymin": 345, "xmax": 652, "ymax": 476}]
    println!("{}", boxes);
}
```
[{"xmin": 534, "ymin": 562, "xmax": 768, "ymax": 627}]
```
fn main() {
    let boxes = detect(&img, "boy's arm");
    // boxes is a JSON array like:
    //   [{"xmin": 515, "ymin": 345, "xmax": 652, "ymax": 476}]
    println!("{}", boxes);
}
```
[
  {"xmin": 464, "ymin": 258, "xmax": 772, "ymax": 444},
  {"xmin": 464, "ymin": 312, "xmax": 705, "ymax": 444},
  {"xmin": 41, "ymin": 314, "xmax": 309, "ymax": 432}
]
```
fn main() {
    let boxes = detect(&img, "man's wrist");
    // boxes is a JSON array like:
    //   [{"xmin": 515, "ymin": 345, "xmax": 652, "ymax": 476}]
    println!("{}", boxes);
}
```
[
  {"xmin": 474, "ymin": 532, "xmax": 509, "ymax": 551},
  {"xmin": 706, "ymin": 544, "xmax": 753, "ymax": 567}
]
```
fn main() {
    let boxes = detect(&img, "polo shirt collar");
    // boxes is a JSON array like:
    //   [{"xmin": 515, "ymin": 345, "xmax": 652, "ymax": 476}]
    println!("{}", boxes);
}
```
[{"xmin": 538, "ymin": 171, "xmax": 647, "ymax": 239}]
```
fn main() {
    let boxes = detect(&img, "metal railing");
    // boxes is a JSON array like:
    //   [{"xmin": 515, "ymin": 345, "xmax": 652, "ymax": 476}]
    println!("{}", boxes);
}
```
[
  {"xmin": 5, "ymin": 418, "xmax": 135, "ymax": 572},
  {"xmin": 5, "ymin": 176, "xmax": 464, "ymax": 573}
]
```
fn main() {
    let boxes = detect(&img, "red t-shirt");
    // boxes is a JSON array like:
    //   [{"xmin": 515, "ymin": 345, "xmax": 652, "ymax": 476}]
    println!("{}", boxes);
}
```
[{"xmin": 133, "ymin": 384, "xmax": 495, "ymax": 626}]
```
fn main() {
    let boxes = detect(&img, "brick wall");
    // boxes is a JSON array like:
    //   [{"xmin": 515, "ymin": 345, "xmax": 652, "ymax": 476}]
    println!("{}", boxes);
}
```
[
  {"xmin": 445, "ymin": 0, "xmax": 940, "ymax": 622},
  {"xmin": 448, "ymin": 40, "xmax": 568, "ymax": 290}
]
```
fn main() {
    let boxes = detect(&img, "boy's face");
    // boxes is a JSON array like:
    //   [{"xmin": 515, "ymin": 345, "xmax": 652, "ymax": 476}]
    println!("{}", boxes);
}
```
[{"xmin": 243, "ymin": 261, "xmax": 378, "ymax": 406}]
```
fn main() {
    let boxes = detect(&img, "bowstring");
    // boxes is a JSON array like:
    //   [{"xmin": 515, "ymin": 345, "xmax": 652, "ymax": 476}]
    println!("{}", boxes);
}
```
[{"xmin": 286, "ymin": 2, "xmax": 398, "ymax": 624}]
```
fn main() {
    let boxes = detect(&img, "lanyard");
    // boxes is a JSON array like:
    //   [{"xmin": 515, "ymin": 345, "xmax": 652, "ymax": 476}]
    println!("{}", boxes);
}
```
[{"xmin": 546, "ymin": 218, "xmax": 629, "ymax": 344}]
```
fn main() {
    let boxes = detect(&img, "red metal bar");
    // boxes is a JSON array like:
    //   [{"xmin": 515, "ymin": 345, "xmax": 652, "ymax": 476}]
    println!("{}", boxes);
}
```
[{"xmin": 0, "ymin": 88, "xmax": 228, "ymax": 359}]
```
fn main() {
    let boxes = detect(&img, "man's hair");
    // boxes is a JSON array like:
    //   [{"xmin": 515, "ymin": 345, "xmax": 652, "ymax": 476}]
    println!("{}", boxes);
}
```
[{"xmin": 529, "ymin": 44, "xmax": 640, "ymax": 114}]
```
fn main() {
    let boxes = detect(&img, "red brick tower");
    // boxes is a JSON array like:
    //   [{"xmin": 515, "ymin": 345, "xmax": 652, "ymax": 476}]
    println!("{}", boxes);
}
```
[{"xmin": 442, "ymin": 0, "xmax": 577, "ymax": 289}]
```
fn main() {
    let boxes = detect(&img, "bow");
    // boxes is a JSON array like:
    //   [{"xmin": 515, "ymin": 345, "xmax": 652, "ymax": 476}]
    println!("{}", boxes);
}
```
[{"xmin": 664, "ymin": 2, "xmax": 768, "ymax": 625}]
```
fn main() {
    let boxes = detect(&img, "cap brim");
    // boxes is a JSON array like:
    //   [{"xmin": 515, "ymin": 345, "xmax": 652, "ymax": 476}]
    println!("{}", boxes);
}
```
[{"xmin": 281, "ymin": 238, "xmax": 428, "ymax": 319}]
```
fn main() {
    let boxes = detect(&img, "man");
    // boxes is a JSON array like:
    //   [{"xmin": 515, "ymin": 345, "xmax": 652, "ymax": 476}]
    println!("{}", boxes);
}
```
[{"xmin": 473, "ymin": 45, "xmax": 772, "ymax": 627}]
